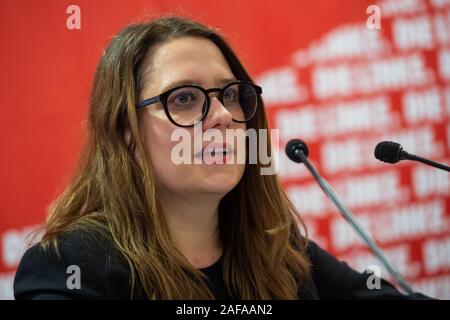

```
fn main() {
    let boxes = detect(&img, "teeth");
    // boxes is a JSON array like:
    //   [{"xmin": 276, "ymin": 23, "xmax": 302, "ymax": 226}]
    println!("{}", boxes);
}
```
[{"xmin": 204, "ymin": 148, "xmax": 229, "ymax": 156}]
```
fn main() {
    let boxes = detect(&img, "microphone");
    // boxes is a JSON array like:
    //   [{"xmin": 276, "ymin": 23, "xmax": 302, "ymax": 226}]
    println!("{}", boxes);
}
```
[
  {"xmin": 374, "ymin": 141, "xmax": 449, "ymax": 172},
  {"xmin": 286, "ymin": 138, "xmax": 414, "ymax": 294},
  {"xmin": 285, "ymin": 138, "xmax": 309, "ymax": 163}
]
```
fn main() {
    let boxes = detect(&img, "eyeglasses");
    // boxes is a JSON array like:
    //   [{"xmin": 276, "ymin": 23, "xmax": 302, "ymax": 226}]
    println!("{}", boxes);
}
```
[{"xmin": 136, "ymin": 80, "xmax": 262, "ymax": 127}]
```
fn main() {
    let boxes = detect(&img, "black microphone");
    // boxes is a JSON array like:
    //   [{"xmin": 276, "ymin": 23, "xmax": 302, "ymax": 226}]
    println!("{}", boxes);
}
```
[
  {"xmin": 285, "ymin": 138, "xmax": 414, "ymax": 294},
  {"xmin": 374, "ymin": 141, "xmax": 450, "ymax": 172},
  {"xmin": 285, "ymin": 139, "xmax": 309, "ymax": 163},
  {"xmin": 374, "ymin": 141, "xmax": 408, "ymax": 163}
]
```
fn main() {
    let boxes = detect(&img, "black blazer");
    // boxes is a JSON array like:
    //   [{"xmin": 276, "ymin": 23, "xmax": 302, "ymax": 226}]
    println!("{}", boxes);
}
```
[{"xmin": 13, "ymin": 228, "xmax": 430, "ymax": 300}]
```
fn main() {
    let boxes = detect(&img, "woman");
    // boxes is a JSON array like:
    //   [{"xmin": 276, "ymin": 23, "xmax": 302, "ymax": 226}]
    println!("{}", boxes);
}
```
[{"xmin": 14, "ymin": 16, "xmax": 426, "ymax": 300}]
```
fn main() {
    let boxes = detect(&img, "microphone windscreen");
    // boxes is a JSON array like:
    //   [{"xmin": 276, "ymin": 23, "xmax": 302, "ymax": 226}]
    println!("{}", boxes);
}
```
[
  {"xmin": 285, "ymin": 139, "xmax": 309, "ymax": 163},
  {"xmin": 374, "ymin": 141, "xmax": 402, "ymax": 163}
]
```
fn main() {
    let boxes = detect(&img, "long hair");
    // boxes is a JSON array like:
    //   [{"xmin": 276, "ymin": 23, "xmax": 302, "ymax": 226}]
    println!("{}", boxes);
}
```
[{"xmin": 39, "ymin": 15, "xmax": 311, "ymax": 299}]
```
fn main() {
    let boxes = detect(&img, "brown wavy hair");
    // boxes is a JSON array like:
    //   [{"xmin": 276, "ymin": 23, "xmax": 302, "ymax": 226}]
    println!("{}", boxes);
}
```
[{"xmin": 39, "ymin": 15, "xmax": 311, "ymax": 299}]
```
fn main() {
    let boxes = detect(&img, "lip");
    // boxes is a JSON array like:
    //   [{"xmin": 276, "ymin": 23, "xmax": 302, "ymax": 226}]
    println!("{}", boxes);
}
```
[{"xmin": 194, "ymin": 142, "xmax": 234, "ymax": 159}]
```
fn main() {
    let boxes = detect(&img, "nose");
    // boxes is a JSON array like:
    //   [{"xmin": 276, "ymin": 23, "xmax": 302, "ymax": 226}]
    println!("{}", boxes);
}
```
[{"xmin": 202, "ymin": 95, "xmax": 233, "ymax": 130}]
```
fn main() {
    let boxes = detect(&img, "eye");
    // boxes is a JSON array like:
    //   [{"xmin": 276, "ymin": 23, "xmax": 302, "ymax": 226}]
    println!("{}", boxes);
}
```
[
  {"xmin": 223, "ymin": 87, "xmax": 237, "ymax": 101},
  {"xmin": 171, "ymin": 91, "xmax": 198, "ymax": 105}
]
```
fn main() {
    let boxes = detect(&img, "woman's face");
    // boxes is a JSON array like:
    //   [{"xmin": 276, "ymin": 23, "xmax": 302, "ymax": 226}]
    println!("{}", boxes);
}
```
[{"xmin": 138, "ymin": 36, "xmax": 246, "ymax": 200}]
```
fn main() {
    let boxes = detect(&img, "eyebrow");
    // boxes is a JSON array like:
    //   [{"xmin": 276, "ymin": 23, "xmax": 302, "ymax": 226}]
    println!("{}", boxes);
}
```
[{"xmin": 159, "ymin": 78, "xmax": 237, "ymax": 93}]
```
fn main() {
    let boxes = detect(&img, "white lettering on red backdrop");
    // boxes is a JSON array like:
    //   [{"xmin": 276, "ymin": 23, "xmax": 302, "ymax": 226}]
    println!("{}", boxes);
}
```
[{"xmin": 257, "ymin": 0, "xmax": 450, "ymax": 298}]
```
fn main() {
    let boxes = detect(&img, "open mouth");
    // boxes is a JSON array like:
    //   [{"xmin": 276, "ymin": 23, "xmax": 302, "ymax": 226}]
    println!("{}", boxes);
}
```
[{"xmin": 195, "ymin": 143, "xmax": 233, "ymax": 164}]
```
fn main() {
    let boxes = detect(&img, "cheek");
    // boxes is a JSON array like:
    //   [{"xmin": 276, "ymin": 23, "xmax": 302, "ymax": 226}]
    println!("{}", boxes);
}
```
[
  {"xmin": 140, "ymin": 114, "xmax": 179, "ymax": 180},
  {"xmin": 142, "ymin": 116, "xmax": 165, "ymax": 148}
]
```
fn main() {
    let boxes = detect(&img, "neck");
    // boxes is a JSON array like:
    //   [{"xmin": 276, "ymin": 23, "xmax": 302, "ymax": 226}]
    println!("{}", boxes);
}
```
[{"xmin": 158, "ymin": 190, "xmax": 223, "ymax": 269}]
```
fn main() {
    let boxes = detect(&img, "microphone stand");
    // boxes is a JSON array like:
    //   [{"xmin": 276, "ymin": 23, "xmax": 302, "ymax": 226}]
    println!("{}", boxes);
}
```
[
  {"xmin": 294, "ymin": 149, "xmax": 415, "ymax": 294},
  {"xmin": 404, "ymin": 153, "xmax": 450, "ymax": 172}
]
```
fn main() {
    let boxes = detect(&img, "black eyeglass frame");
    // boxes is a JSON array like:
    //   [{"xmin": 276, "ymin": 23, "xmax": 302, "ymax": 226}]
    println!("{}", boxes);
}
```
[{"xmin": 136, "ymin": 80, "xmax": 262, "ymax": 128}]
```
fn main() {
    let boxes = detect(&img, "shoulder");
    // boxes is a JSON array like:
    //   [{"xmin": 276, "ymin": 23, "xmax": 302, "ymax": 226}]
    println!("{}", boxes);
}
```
[{"xmin": 14, "ymin": 226, "xmax": 143, "ymax": 300}]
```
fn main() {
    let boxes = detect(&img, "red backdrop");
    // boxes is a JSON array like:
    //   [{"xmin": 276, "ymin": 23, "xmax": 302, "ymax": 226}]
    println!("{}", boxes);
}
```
[{"xmin": 1, "ymin": 0, "xmax": 449, "ymax": 299}]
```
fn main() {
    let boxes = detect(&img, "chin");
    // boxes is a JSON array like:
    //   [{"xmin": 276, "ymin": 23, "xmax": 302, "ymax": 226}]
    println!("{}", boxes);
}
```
[{"xmin": 201, "ymin": 166, "xmax": 244, "ymax": 194}]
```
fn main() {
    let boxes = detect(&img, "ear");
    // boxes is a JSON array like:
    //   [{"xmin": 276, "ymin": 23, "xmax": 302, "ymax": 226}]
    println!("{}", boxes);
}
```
[
  {"xmin": 124, "ymin": 128, "xmax": 132, "ymax": 147},
  {"xmin": 124, "ymin": 127, "xmax": 144, "ymax": 168}
]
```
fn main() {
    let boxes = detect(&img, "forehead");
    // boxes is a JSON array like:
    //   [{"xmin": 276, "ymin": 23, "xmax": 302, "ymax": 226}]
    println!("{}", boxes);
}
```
[{"xmin": 139, "ymin": 36, "xmax": 236, "ymax": 94}]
